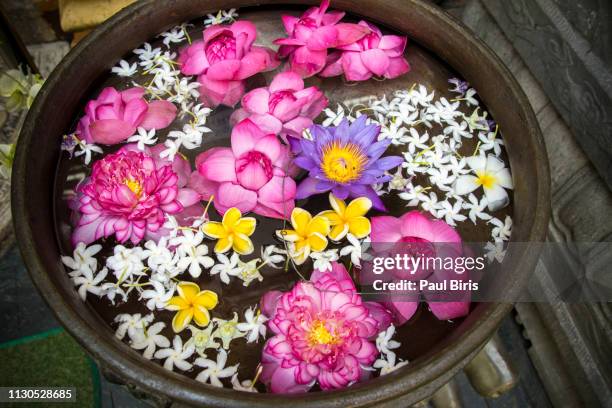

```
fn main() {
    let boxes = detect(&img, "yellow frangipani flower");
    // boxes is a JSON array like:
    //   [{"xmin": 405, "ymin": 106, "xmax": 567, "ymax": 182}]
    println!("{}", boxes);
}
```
[
  {"xmin": 276, "ymin": 208, "xmax": 331, "ymax": 265},
  {"xmin": 166, "ymin": 282, "xmax": 218, "ymax": 333},
  {"xmin": 320, "ymin": 194, "xmax": 372, "ymax": 241},
  {"xmin": 202, "ymin": 207, "xmax": 256, "ymax": 255}
]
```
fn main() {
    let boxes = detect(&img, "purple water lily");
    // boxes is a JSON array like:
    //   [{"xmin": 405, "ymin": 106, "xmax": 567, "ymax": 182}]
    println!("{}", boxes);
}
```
[{"xmin": 289, "ymin": 115, "xmax": 403, "ymax": 211}]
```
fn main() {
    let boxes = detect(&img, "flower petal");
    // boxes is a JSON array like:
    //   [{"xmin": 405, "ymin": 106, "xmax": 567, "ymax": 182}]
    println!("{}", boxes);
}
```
[
  {"xmin": 232, "ymin": 233, "xmax": 254, "ymax": 255},
  {"xmin": 172, "ymin": 308, "xmax": 194, "ymax": 332},
  {"xmin": 140, "ymin": 100, "xmax": 177, "ymax": 129},
  {"xmin": 195, "ymin": 290, "xmax": 218, "ymax": 309},
  {"xmin": 215, "ymin": 183, "xmax": 258, "ymax": 215},
  {"xmin": 234, "ymin": 217, "xmax": 256, "ymax": 235},
  {"xmin": 202, "ymin": 221, "xmax": 226, "ymax": 239},
  {"xmin": 454, "ymin": 175, "xmax": 480, "ymax": 195},
  {"xmin": 345, "ymin": 197, "xmax": 372, "ymax": 218},
  {"xmin": 348, "ymin": 216, "xmax": 371, "ymax": 238},
  {"xmin": 198, "ymin": 148, "xmax": 237, "ymax": 183},
  {"xmin": 193, "ymin": 305, "xmax": 211, "ymax": 326}
]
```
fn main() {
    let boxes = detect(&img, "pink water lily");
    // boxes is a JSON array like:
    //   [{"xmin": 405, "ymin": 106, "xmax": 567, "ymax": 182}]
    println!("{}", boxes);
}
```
[
  {"xmin": 190, "ymin": 119, "xmax": 296, "ymax": 219},
  {"xmin": 274, "ymin": 0, "xmax": 370, "ymax": 77},
  {"xmin": 260, "ymin": 262, "xmax": 384, "ymax": 393},
  {"xmin": 320, "ymin": 20, "xmax": 410, "ymax": 81},
  {"xmin": 178, "ymin": 21, "xmax": 279, "ymax": 107},
  {"xmin": 71, "ymin": 144, "xmax": 200, "ymax": 246},
  {"xmin": 230, "ymin": 71, "xmax": 328, "ymax": 141},
  {"xmin": 370, "ymin": 211, "xmax": 469, "ymax": 323},
  {"xmin": 76, "ymin": 87, "xmax": 177, "ymax": 145}
]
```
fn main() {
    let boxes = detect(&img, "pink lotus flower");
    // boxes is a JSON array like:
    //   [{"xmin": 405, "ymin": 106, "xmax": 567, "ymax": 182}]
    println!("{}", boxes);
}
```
[
  {"xmin": 190, "ymin": 119, "xmax": 296, "ymax": 219},
  {"xmin": 178, "ymin": 21, "xmax": 279, "ymax": 107},
  {"xmin": 260, "ymin": 262, "xmax": 384, "ymax": 393},
  {"xmin": 71, "ymin": 145, "xmax": 200, "ymax": 245},
  {"xmin": 274, "ymin": 0, "xmax": 370, "ymax": 77},
  {"xmin": 230, "ymin": 71, "xmax": 328, "ymax": 140},
  {"xmin": 76, "ymin": 87, "xmax": 177, "ymax": 145},
  {"xmin": 370, "ymin": 211, "xmax": 469, "ymax": 323},
  {"xmin": 320, "ymin": 20, "xmax": 410, "ymax": 81}
]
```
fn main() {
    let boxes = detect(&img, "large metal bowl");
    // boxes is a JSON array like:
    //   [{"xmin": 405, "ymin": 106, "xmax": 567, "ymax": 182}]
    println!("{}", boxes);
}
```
[{"xmin": 11, "ymin": 0, "xmax": 550, "ymax": 406}]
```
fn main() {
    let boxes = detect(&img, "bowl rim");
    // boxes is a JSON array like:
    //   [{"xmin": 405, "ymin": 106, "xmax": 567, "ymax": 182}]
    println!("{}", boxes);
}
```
[{"xmin": 11, "ymin": 0, "xmax": 550, "ymax": 406}]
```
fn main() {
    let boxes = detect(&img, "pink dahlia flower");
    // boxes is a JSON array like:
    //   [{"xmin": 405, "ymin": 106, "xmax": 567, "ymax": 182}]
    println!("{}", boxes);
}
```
[
  {"xmin": 76, "ymin": 87, "xmax": 177, "ymax": 145},
  {"xmin": 260, "ymin": 262, "xmax": 385, "ymax": 393},
  {"xmin": 190, "ymin": 119, "xmax": 296, "ymax": 219},
  {"xmin": 321, "ymin": 20, "xmax": 410, "ymax": 81},
  {"xmin": 370, "ymin": 211, "xmax": 469, "ymax": 323},
  {"xmin": 230, "ymin": 71, "xmax": 328, "ymax": 141},
  {"xmin": 274, "ymin": 0, "xmax": 370, "ymax": 77},
  {"xmin": 71, "ymin": 145, "xmax": 200, "ymax": 246},
  {"xmin": 178, "ymin": 21, "xmax": 279, "ymax": 107}
]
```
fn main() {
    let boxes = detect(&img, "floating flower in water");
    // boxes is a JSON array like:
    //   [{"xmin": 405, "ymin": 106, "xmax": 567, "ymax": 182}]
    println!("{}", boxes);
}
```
[
  {"xmin": 76, "ymin": 87, "xmax": 177, "ymax": 145},
  {"xmin": 166, "ymin": 282, "xmax": 218, "ymax": 333},
  {"xmin": 320, "ymin": 193, "xmax": 372, "ymax": 241},
  {"xmin": 202, "ymin": 207, "xmax": 256, "ymax": 255},
  {"xmin": 191, "ymin": 119, "xmax": 296, "ymax": 219},
  {"xmin": 453, "ymin": 154, "xmax": 513, "ymax": 211},
  {"xmin": 230, "ymin": 71, "xmax": 328, "ymax": 141},
  {"xmin": 321, "ymin": 20, "xmax": 410, "ymax": 81},
  {"xmin": 276, "ymin": 207, "xmax": 331, "ymax": 265},
  {"xmin": 195, "ymin": 349, "xmax": 239, "ymax": 387},
  {"xmin": 259, "ymin": 262, "xmax": 381, "ymax": 393},
  {"xmin": 178, "ymin": 21, "xmax": 279, "ymax": 107},
  {"xmin": 185, "ymin": 324, "xmax": 220, "ymax": 357},
  {"xmin": 291, "ymin": 116, "xmax": 403, "ymax": 210},
  {"xmin": 370, "ymin": 211, "xmax": 468, "ymax": 323},
  {"xmin": 274, "ymin": 0, "xmax": 370, "ymax": 77},
  {"xmin": 212, "ymin": 312, "xmax": 245, "ymax": 349},
  {"xmin": 71, "ymin": 146, "xmax": 199, "ymax": 246}
]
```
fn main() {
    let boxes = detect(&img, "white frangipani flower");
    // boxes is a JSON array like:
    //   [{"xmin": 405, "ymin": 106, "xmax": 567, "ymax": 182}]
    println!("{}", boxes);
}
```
[
  {"xmin": 453, "ymin": 154, "xmax": 513, "ymax": 211},
  {"xmin": 71, "ymin": 266, "xmax": 107, "ymax": 301},
  {"xmin": 111, "ymin": 60, "xmax": 138, "ymax": 77},
  {"xmin": 127, "ymin": 127, "xmax": 157, "ymax": 150},
  {"xmin": 210, "ymin": 252, "xmax": 241, "ymax": 285},
  {"xmin": 61, "ymin": 242, "xmax": 101, "ymax": 274},
  {"xmin": 236, "ymin": 306, "xmax": 268, "ymax": 343},
  {"xmin": 310, "ymin": 249, "xmax": 339, "ymax": 272},
  {"xmin": 131, "ymin": 322, "xmax": 170, "ymax": 359},
  {"xmin": 154, "ymin": 335, "xmax": 195, "ymax": 371},
  {"xmin": 195, "ymin": 349, "xmax": 239, "ymax": 387}
]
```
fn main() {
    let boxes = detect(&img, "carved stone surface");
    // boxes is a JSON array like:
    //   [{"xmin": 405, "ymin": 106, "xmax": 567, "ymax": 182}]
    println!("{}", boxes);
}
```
[
  {"xmin": 482, "ymin": 0, "xmax": 612, "ymax": 190},
  {"xmin": 462, "ymin": 1, "xmax": 612, "ymax": 406}
]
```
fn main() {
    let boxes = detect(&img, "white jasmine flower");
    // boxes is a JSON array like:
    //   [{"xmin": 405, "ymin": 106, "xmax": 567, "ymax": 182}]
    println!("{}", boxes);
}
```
[
  {"xmin": 160, "ymin": 27, "xmax": 186, "ymax": 47},
  {"xmin": 376, "ymin": 324, "xmax": 401, "ymax": 356},
  {"xmin": 142, "ymin": 237, "xmax": 176, "ymax": 274},
  {"xmin": 478, "ymin": 128, "xmax": 504, "ymax": 156},
  {"xmin": 419, "ymin": 191, "xmax": 440, "ymax": 215},
  {"xmin": 484, "ymin": 241, "xmax": 506, "ymax": 263},
  {"xmin": 490, "ymin": 216, "xmax": 512, "ymax": 242},
  {"xmin": 388, "ymin": 103, "xmax": 418, "ymax": 127},
  {"xmin": 398, "ymin": 183, "xmax": 424, "ymax": 206},
  {"xmin": 210, "ymin": 252, "xmax": 241, "ymax": 285},
  {"xmin": 195, "ymin": 349, "xmax": 239, "ymax": 387},
  {"xmin": 427, "ymin": 166, "xmax": 456, "ymax": 192},
  {"xmin": 387, "ymin": 167, "xmax": 411, "ymax": 191},
  {"xmin": 71, "ymin": 266, "xmax": 107, "ymax": 301},
  {"xmin": 131, "ymin": 322, "xmax": 170, "ymax": 359},
  {"xmin": 133, "ymin": 42, "xmax": 162, "ymax": 69},
  {"xmin": 435, "ymin": 198, "xmax": 466, "ymax": 226},
  {"xmin": 140, "ymin": 280, "xmax": 175, "ymax": 311},
  {"xmin": 404, "ymin": 128, "xmax": 429, "ymax": 153},
  {"xmin": 443, "ymin": 120, "xmax": 471, "ymax": 142},
  {"xmin": 106, "ymin": 246, "xmax": 147, "ymax": 284},
  {"xmin": 221, "ymin": 8, "xmax": 239, "ymax": 21},
  {"xmin": 100, "ymin": 282, "xmax": 128, "ymax": 305},
  {"xmin": 62, "ymin": 242, "xmax": 102, "ymax": 275},
  {"xmin": 236, "ymin": 259, "xmax": 264, "ymax": 287},
  {"xmin": 427, "ymin": 97, "xmax": 460, "ymax": 124},
  {"xmin": 236, "ymin": 307, "xmax": 268, "ymax": 344},
  {"xmin": 406, "ymin": 84, "xmax": 434, "ymax": 107},
  {"xmin": 463, "ymin": 88, "xmax": 479, "ymax": 106},
  {"xmin": 260, "ymin": 245, "xmax": 285, "ymax": 269},
  {"xmin": 374, "ymin": 352, "xmax": 409, "ymax": 375},
  {"xmin": 339, "ymin": 234, "xmax": 366, "ymax": 267},
  {"xmin": 203, "ymin": 10, "xmax": 226, "ymax": 26},
  {"xmin": 172, "ymin": 230, "xmax": 214, "ymax": 278},
  {"xmin": 114, "ymin": 313, "xmax": 154, "ymax": 342},
  {"xmin": 231, "ymin": 373, "xmax": 258, "ymax": 392},
  {"xmin": 463, "ymin": 193, "xmax": 492, "ymax": 224},
  {"xmin": 185, "ymin": 324, "xmax": 220, "ymax": 357},
  {"xmin": 163, "ymin": 215, "xmax": 180, "ymax": 238},
  {"xmin": 74, "ymin": 139, "xmax": 102, "ymax": 165},
  {"xmin": 453, "ymin": 154, "xmax": 513, "ymax": 211},
  {"xmin": 111, "ymin": 59, "xmax": 137, "ymax": 77},
  {"xmin": 322, "ymin": 105, "xmax": 346, "ymax": 126},
  {"xmin": 127, "ymin": 127, "xmax": 157, "ymax": 150},
  {"xmin": 154, "ymin": 335, "xmax": 195, "ymax": 371},
  {"xmin": 159, "ymin": 139, "xmax": 180, "ymax": 161},
  {"xmin": 310, "ymin": 249, "xmax": 339, "ymax": 272},
  {"xmin": 213, "ymin": 313, "xmax": 245, "ymax": 349},
  {"xmin": 465, "ymin": 107, "xmax": 490, "ymax": 132}
]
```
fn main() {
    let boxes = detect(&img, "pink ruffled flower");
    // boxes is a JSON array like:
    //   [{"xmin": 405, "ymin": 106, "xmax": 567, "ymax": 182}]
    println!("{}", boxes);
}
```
[
  {"xmin": 274, "ymin": 0, "xmax": 370, "ymax": 77},
  {"xmin": 178, "ymin": 21, "xmax": 279, "ymax": 107},
  {"xmin": 230, "ymin": 71, "xmax": 328, "ymax": 140},
  {"xmin": 320, "ymin": 20, "xmax": 410, "ymax": 81},
  {"xmin": 76, "ymin": 87, "xmax": 177, "ymax": 145},
  {"xmin": 370, "ymin": 211, "xmax": 469, "ymax": 323},
  {"xmin": 260, "ymin": 262, "xmax": 384, "ymax": 393},
  {"xmin": 71, "ymin": 145, "xmax": 200, "ymax": 246},
  {"xmin": 190, "ymin": 119, "xmax": 296, "ymax": 219}
]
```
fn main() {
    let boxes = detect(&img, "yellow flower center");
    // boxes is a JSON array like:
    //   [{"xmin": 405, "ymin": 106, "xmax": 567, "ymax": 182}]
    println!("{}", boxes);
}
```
[
  {"xmin": 124, "ymin": 178, "xmax": 143, "ymax": 197},
  {"xmin": 309, "ymin": 320, "xmax": 336, "ymax": 345},
  {"xmin": 476, "ymin": 171, "xmax": 496, "ymax": 189},
  {"xmin": 320, "ymin": 141, "xmax": 367, "ymax": 183}
]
